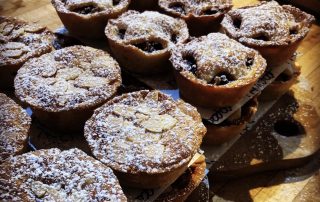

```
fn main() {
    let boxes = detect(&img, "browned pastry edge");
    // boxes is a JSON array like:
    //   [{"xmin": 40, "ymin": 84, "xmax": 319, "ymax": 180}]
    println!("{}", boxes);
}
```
[
  {"xmin": 155, "ymin": 154, "xmax": 206, "ymax": 202},
  {"xmin": 203, "ymin": 97, "xmax": 258, "ymax": 145},
  {"xmin": 51, "ymin": 0, "xmax": 130, "ymax": 38}
]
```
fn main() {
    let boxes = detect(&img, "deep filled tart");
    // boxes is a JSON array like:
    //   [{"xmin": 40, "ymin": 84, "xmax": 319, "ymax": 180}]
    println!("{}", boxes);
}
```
[
  {"xmin": 105, "ymin": 10, "xmax": 189, "ymax": 74},
  {"xmin": 0, "ymin": 148, "xmax": 127, "ymax": 201},
  {"xmin": 221, "ymin": 1, "xmax": 315, "ymax": 67},
  {"xmin": 51, "ymin": 0, "xmax": 130, "ymax": 39},
  {"xmin": 0, "ymin": 93, "xmax": 31, "ymax": 164},
  {"xmin": 0, "ymin": 16, "xmax": 54, "ymax": 90},
  {"xmin": 158, "ymin": 0, "xmax": 232, "ymax": 36},
  {"xmin": 14, "ymin": 45, "xmax": 122, "ymax": 133},
  {"xmin": 171, "ymin": 33, "xmax": 266, "ymax": 108},
  {"xmin": 84, "ymin": 90, "xmax": 206, "ymax": 188}
]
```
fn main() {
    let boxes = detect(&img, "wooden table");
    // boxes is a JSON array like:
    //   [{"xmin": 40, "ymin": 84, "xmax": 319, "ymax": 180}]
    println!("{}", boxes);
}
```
[{"xmin": 1, "ymin": 0, "xmax": 319, "ymax": 201}]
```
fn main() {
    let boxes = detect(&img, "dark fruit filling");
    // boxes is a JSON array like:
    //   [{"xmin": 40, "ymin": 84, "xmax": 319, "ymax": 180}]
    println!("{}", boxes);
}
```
[
  {"xmin": 72, "ymin": 5, "xmax": 102, "ymax": 15},
  {"xmin": 118, "ymin": 29, "xmax": 126, "ymax": 39},
  {"xmin": 211, "ymin": 72, "xmax": 235, "ymax": 85},
  {"xmin": 233, "ymin": 17, "xmax": 242, "ymax": 29},
  {"xmin": 202, "ymin": 8, "xmax": 218, "ymax": 15},
  {"xmin": 169, "ymin": 2, "xmax": 186, "ymax": 15},
  {"xmin": 183, "ymin": 55, "xmax": 197, "ymax": 74},
  {"xmin": 133, "ymin": 41, "xmax": 164, "ymax": 53}
]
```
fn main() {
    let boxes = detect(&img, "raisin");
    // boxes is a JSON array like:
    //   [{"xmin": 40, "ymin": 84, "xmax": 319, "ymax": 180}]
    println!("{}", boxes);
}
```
[
  {"xmin": 133, "ymin": 41, "xmax": 163, "ymax": 53},
  {"xmin": 169, "ymin": 2, "xmax": 186, "ymax": 15},
  {"xmin": 183, "ymin": 54, "xmax": 197, "ymax": 74},
  {"xmin": 212, "ymin": 72, "xmax": 235, "ymax": 85}
]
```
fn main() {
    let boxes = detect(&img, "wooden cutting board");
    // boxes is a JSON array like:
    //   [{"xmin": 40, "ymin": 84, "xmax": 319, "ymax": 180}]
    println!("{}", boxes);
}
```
[{"xmin": 1, "ymin": 0, "xmax": 319, "ymax": 201}]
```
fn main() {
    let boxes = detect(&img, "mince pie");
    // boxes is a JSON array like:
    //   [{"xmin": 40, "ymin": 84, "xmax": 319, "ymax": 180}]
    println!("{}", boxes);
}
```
[
  {"xmin": 51, "ymin": 0, "xmax": 130, "ymax": 38},
  {"xmin": 170, "ymin": 33, "xmax": 266, "ymax": 108},
  {"xmin": 156, "ymin": 154, "xmax": 206, "ymax": 202},
  {"xmin": 203, "ymin": 97, "xmax": 258, "ymax": 145},
  {"xmin": 0, "ymin": 148, "xmax": 127, "ymax": 201},
  {"xmin": 260, "ymin": 62, "xmax": 301, "ymax": 101},
  {"xmin": 105, "ymin": 10, "xmax": 189, "ymax": 74},
  {"xmin": 158, "ymin": 0, "xmax": 232, "ymax": 36},
  {"xmin": 221, "ymin": 1, "xmax": 315, "ymax": 67},
  {"xmin": 14, "ymin": 45, "xmax": 122, "ymax": 133},
  {"xmin": 0, "ymin": 93, "xmax": 31, "ymax": 164},
  {"xmin": 0, "ymin": 16, "xmax": 54, "ymax": 90},
  {"xmin": 84, "ymin": 90, "xmax": 206, "ymax": 188}
]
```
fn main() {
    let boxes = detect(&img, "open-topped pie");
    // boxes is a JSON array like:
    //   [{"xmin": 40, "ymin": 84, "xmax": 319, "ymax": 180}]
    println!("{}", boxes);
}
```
[
  {"xmin": 221, "ymin": 1, "xmax": 315, "ymax": 67},
  {"xmin": 0, "ymin": 93, "xmax": 31, "ymax": 164},
  {"xmin": 0, "ymin": 148, "xmax": 127, "ymax": 201},
  {"xmin": 51, "ymin": 0, "xmax": 130, "ymax": 38},
  {"xmin": 84, "ymin": 90, "xmax": 206, "ymax": 188},
  {"xmin": 14, "ymin": 45, "xmax": 122, "ymax": 133},
  {"xmin": 171, "ymin": 33, "xmax": 266, "ymax": 108},
  {"xmin": 105, "ymin": 10, "xmax": 189, "ymax": 74},
  {"xmin": 158, "ymin": 0, "xmax": 232, "ymax": 36},
  {"xmin": 0, "ymin": 16, "xmax": 54, "ymax": 90}
]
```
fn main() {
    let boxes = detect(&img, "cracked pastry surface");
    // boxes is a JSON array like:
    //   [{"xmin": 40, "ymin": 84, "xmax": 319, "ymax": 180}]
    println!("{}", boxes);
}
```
[
  {"xmin": 105, "ymin": 10, "xmax": 189, "ymax": 52},
  {"xmin": 14, "ymin": 45, "xmax": 122, "ymax": 112},
  {"xmin": 221, "ymin": 1, "xmax": 315, "ymax": 46},
  {"xmin": 159, "ymin": 0, "xmax": 232, "ymax": 17},
  {"xmin": 0, "ymin": 16, "xmax": 54, "ymax": 68},
  {"xmin": 0, "ymin": 93, "xmax": 31, "ymax": 164},
  {"xmin": 171, "ymin": 33, "xmax": 266, "ymax": 87},
  {"xmin": 52, "ymin": 0, "xmax": 130, "ymax": 16},
  {"xmin": 84, "ymin": 90, "xmax": 206, "ymax": 174},
  {"xmin": 0, "ymin": 148, "xmax": 127, "ymax": 201}
]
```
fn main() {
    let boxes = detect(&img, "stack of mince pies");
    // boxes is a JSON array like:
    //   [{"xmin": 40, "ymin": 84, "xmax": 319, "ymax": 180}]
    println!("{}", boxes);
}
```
[{"xmin": 0, "ymin": 0, "xmax": 315, "ymax": 200}]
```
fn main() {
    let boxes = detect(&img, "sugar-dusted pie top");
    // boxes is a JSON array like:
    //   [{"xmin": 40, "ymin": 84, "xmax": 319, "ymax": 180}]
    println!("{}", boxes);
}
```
[
  {"xmin": 0, "ymin": 148, "xmax": 127, "ymax": 201},
  {"xmin": 84, "ymin": 90, "xmax": 206, "ymax": 174},
  {"xmin": 171, "ymin": 33, "xmax": 266, "ymax": 86},
  {"xmin": 105, "ymin": 10, "xmax": 189, "ymax": 52},
  {"xmin": 52, "ymin": 0, "xmax": 130, "ymax": 16},
  {"xmin": 15, "ymin": 45, "xmax": 122, "ymax": 112},
  {"xmin": 0, "ymin": 16, "xmax": 54, "ymax": 68},
  {"xmin": 158, "ymin": 0, "xmax": 232, "ymax": 17},
  {"xmin": 221, "ymin": 1, "xmax": 315, "ymax": 46},
  {"xmin": 0, "ymin": 93, "xmax": 31, "ymax": 164}
]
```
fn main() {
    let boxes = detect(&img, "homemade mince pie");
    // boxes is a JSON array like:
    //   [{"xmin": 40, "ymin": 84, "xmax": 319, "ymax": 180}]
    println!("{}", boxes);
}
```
[
  {"xmin": 0, "ymin": 16, "xmax": 54, "ymax": 90},
  {"xmin": 51, "ymin": 0, "xmax": 130, "ymax": 38},
  {"xmin": 0, "ymin": 148, "xmax": 127, "ymax": 201},
  {"xmin": 84, "ymin": 90, "xmax": 206, "ymax": 188},
  {"xmin": 105, "ymin": 10, "xmax": 189, "ymax": 74},
  {"xmin": 158, "ymin": 0, "xmax": 232, "ymax": 36},
  {"xmin": 170, "ymin": 33, "xmax": 266, "ymax": 108},
  {"xmin": 221, "ymin": 1, "xmax": 315, "ymax": 67},
  {"xmin": 0, "ymin": 93, "xmax": 31, "ymax": 164},
  {"xmin": 14, "ymin": 45, "xmax": 122, "ymax": 133},
  {"xmin": 259, "ymin": 62, "xmax": 301, "ymax": 101},
  {"xmin": 203, "ymin": 97, "xmax": 258, "ymax": 145}
]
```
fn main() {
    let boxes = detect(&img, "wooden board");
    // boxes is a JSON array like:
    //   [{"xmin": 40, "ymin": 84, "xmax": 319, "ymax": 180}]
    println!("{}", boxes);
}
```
[{"xmin": 1, "ymin": 0, "xmax": 320, "ymax": 201}]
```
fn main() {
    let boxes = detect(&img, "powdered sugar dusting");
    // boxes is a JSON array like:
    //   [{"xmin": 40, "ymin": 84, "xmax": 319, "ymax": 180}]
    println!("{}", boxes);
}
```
[
  {"xmin": 0, "ymin": 93, "xmax": 31, "ymax": 164},
  {"xmin": 84, "ymin": 90, "xmax": 206, "ymax": 174},
  {"xmin": 171, "ymin": 33, "xmax": 266, "ymax": 86},
  {"xmin": 105, "ymin": 10, "xmax": 189, "ymax": 49},
  {"xmin": 0, "ymin": 148, "xmax": 127, "ymax": 201},
  {"xmin": 221, "ymin": 1, "xmax": 315, "ymax": 46},
  {"xmin": 0, "ymin": 16, "xmax": 54, "ymax": 67},
  {"xmin": 14, "ymin": 45, "xmax": 122, "ymax": 112}
]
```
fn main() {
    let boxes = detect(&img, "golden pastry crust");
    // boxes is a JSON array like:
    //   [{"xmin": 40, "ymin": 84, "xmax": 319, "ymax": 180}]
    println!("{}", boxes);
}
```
[
  {"xmin": 171, "ymin": 33, "xmax": 266, "ymax": 107},
  {"xmin": 221, "ymin": 1, "xmax": 315, "ymax": 66},
  {"xmin": 14, "ymin": 45, "xmax": 121, "ymax": 132},
  {"xmin": 158, "ymin": 0, "xmax": 232, "ymax": 36},
  {"xmin": 0, "ymin": 16, "xmax": 54, "ymax": 89},
  {"xmin": 0, "ymin": 93, "xmax": 31, "ymax": 164},
  {"xmin": 203, "ymin": 97, "xmax": 258, "ymax": 145},
  {"xmin": 84, "ymin": 90, "xmax": 206, "ymax": 188},
  {"xmin": 51, "ymin": 0, "xmax": 130, "ymax": 38},
  {"xmin": 156, "ymin": 154, "xmax": 206, "ymax": 202},
  {"xmin": 105, "ymin": 10, "xmax": 189, "ymax": 74},
  {"xmin": 0, "ymin": 148, "xmax": 127, "ymax": 201}
]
